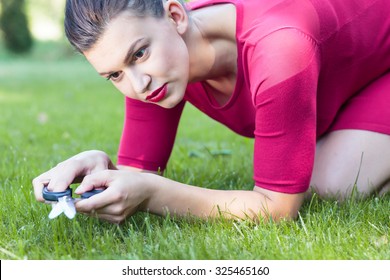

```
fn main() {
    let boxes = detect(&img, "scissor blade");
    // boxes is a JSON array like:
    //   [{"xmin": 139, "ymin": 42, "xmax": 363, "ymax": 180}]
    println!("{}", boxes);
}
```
[
  {"xmin": 58, "ymin": 196, "xmax": 76, "ymax": 219},
  {"xmin": 48, "ymin": 203, "xmax": 64, "ymax": 219}
]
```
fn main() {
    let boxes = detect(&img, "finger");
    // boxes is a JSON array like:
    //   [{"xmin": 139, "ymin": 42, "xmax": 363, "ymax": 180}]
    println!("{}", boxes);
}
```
[
  {"xmin": 32, "ymin": 173, "xmax": 51, "ymax": 202},
  {"xmin": 75, "ymin": 191, "xmax": 113, "ymax": 212},
  {"xmin": 78, "ymin": 211, "xmax": 120, "ymax": 224},
  {"xmin": 83, "ymin": 201, "xmax": 127, "ymax": 216},
  {"xmin": 96, "ymin": 213, "xmax": 125, "ymax": 224},
  {"xmin": 82, "ymin": 208, "xmax": 128, "ymax": 224},
  {"xmin": 75, "ymin": 171, "xmax": 118, "ymax": 213},
  {"xmin": 46, "ymin": 161, "xmax": 84, "ymax": 192},
  {"xmin": 75, "ymin": 170, "xmax": 112, "ymax": 194}
]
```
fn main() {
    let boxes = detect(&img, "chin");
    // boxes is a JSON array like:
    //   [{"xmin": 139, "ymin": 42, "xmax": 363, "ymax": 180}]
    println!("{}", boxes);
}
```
[
  {"xmin": 160, "ymin": 95, "xmax": 184, "ymax": 109},
  {"xmin": 160, "ymin": 101, "xmax": 180, "ymax": 109}
]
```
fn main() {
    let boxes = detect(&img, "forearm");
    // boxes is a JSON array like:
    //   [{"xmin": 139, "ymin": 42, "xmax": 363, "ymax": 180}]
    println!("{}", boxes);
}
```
[
  {"xmin": 117, "ymin": 164, "xmax": 160, "ymax": 174},
  {"xmin": 140, "ymin": 173, "xmax": 304, "ymax": 221}
]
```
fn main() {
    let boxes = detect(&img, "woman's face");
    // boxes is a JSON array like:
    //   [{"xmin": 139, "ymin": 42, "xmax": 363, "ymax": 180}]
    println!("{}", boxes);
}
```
[{"xmin": 84, "ymin": 8, "xmax": 190, "ymax": 109}]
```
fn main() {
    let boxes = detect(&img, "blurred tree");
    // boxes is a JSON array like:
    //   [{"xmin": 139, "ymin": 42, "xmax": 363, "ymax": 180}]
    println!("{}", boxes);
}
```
[
  {"xmin": 0, "ymin": 0, "xmax": 33, "ymax": 53},
  {"xmin": 27, "ymin": 0, "xmax": 66, "ymax": 41}
]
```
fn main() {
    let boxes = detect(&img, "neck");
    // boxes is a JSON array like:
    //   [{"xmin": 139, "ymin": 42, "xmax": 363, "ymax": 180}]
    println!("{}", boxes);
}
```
[{"xmin": 184, "ymin": 4, "xmax": 237, "ymax": 83}]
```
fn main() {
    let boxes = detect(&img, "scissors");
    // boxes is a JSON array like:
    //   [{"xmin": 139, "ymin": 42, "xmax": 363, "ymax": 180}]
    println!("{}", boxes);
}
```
[{"xmin": 42, "ymin": 186, "xmax": 104, "ymax": 219}]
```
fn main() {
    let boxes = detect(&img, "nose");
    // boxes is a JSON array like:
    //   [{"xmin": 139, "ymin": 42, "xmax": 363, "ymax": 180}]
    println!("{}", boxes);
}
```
[{"xmin": 124, "ymin": 67, "xmax": 151, "ymax": 94}]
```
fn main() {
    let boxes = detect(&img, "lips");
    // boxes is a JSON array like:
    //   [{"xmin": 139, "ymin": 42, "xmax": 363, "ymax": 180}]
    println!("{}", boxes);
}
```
[{"xmin": 146, "ymin": 84, "xmax": 168, "ymax": 103}]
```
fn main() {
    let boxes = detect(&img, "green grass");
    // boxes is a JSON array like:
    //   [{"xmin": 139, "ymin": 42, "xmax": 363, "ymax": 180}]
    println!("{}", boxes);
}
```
[{"xmin": 0, "ymin": 42, "xmax": 389, "ymax": 260}]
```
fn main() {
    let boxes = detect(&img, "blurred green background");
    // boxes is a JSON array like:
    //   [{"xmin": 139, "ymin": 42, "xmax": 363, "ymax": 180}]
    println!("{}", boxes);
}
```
[
  {"xmin": 0, "ymin": 0, "xmax": 66, "ymax": 54},
  {"xmin": 0, "ymin": 0, "xmax": 389, "ymax": 261}
]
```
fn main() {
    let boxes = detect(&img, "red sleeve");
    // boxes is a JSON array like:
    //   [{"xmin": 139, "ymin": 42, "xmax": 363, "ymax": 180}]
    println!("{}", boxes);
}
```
[
  {"xmin": 117, "ymin": 97, "xmax": 185, "ymax": 171},
  {"xmin": 247, "ymin": 28, "xmax": 320, "ymax": 193}
]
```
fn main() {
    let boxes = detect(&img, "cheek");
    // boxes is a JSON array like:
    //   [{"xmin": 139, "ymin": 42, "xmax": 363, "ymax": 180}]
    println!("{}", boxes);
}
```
[
  {"xmin": 158, "ymin": 40, "xmax": 189, "ymax": 77},
  {"xmin": 113, "ymin": 81, "xmax": 137, "ymax": 99}
]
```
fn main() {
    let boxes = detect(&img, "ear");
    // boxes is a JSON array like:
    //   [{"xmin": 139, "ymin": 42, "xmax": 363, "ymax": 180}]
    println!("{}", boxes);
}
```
[{"xmin": 164, "ymin": 0, "xmax": 189, "ymax": 35}]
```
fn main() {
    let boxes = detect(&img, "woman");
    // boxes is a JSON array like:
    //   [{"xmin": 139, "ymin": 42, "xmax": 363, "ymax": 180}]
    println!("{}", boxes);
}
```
[{"xmin": 33, "ymin": 0, "xmax": 390, "ymax": 223}]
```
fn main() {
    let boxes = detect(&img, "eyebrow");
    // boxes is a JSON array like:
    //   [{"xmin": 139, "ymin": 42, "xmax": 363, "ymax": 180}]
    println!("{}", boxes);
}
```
[{"xmin": 98, "ymin": 38, "xmax": 144, "ymax": 76}]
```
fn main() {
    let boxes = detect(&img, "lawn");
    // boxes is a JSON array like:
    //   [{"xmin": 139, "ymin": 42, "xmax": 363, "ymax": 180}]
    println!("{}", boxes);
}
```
[{"xmin": 0, "ymin": 42, "xmax": 389, "ymax": 260}]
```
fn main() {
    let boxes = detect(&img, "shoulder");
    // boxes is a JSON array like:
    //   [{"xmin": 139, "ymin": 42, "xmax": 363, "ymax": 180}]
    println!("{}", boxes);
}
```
[{"xmin": 237, "ymin": 0, "xmax": 320, "ymax": 43}]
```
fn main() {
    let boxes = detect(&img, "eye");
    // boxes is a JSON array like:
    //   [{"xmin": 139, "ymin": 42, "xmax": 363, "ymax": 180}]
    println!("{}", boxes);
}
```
[
  {"xmin": 106, "ymin": 71, "xmax": 122, "ymax": 82},
  {"xmin": 133, "ymin": 47, "xmax": 147, "ymax": 61}
]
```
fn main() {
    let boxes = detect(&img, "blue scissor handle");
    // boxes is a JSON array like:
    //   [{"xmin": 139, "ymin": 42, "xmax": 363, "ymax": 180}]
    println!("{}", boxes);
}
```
[
  {"xmin": 43, "ymin": 186, "xmax": 104, "ymax": 201},
  {"xmin": 80, "ymin": 188, "xmax": 104, "ymax": 199},
  {"xmin": 42, "ymin": 186, "xmax": 72, "ymax": 202}
]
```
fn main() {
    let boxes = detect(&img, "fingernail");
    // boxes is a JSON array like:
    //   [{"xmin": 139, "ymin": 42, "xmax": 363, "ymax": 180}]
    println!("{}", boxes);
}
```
[{"xmin": 75, "ymin": 186, "xmax": 81, "ymax": 194}]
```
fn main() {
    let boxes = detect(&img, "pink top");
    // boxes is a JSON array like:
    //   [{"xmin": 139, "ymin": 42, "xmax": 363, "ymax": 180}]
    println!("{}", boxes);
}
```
[{"xmin": 118, "ymin": 0, "xmax": 390, "ymax": 193}]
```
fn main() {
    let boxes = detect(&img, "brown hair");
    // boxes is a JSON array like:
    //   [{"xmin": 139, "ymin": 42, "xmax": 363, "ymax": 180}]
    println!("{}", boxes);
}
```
[{"xmin": 65, "ymin": 0, "xmax": 171, "ymax": 53}]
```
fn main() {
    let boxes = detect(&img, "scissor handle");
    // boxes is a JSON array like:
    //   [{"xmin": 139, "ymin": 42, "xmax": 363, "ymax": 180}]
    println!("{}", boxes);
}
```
[
  {"xmin": 80, "ymin": 189, "xmax": 105, "ymax": 199},
  {"xmin": 43, "ymin": 186, "xmax": 104, "ymax": 201},
  {"xmin": 42, "ymin": 186, "xmax": 72, "ymax": 202}
]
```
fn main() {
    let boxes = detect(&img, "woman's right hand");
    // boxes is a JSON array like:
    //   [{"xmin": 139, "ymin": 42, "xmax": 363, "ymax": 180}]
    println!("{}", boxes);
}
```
[{"xmin": 32, "ymin": 150, "xmax": 117, "ymax": 202}]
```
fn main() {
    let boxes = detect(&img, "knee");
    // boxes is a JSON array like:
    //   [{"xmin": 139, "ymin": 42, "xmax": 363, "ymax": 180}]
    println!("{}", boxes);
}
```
[{"xmin": 310, "ymin": 169, "xmax": 370, "ymax": 201}]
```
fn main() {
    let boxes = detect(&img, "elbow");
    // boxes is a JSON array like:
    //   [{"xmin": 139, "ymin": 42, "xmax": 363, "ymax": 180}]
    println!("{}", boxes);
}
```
[
  {"xmin": 253, "ymin": 187, "xmax": 305, "ymax": 222},
  {"xmin": 269, "ymin": 202, "xmax": 300, "ymax": 222}
]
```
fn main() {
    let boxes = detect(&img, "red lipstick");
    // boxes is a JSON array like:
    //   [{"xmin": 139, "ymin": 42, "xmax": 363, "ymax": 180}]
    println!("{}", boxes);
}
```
[{"xmin": 146, "ymin": 84, "xmax": 167, "ymax": 103}]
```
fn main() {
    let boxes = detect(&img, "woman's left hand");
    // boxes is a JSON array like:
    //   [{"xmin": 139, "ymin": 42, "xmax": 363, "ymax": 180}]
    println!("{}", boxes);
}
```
[{"xmin": 74, "ymin": 170, "xmax": 152, "ymax": 223}]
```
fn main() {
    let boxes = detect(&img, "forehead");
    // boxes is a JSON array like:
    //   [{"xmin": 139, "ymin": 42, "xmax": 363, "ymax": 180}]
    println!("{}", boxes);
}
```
[
  {"xmin": 91, "ymin": 13, "xmax": 156, "ymax": 52},
  {"xmin": 84, "ymin": 12, "xmax": 165, "ymax": 70}
]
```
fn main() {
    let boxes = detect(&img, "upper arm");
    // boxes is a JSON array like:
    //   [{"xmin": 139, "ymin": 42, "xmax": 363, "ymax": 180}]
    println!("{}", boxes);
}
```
[
  {"xmin": 117, "ymin": 97, "xmax": 186, "ymax": 172},
  {"xmin": 247, "ymin": 28, "xmax": 320, "ymax": 95},
  {"xmin": 248, "ymin": 28, "xmax": 321, "ymax": 194}
]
